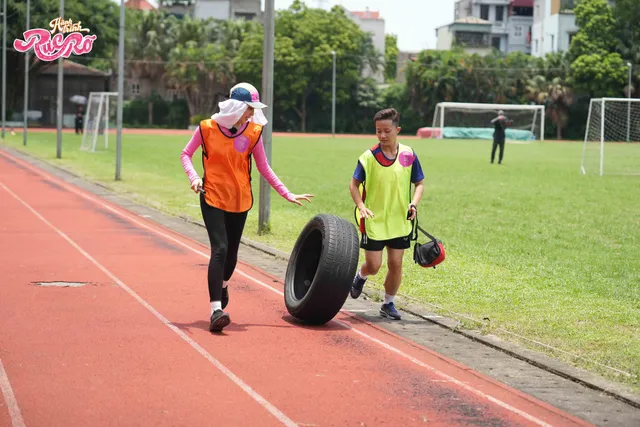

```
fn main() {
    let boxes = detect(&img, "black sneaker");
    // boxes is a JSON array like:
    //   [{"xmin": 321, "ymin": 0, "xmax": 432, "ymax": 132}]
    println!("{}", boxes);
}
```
[
  {"xmin": 380, "ymin": 302, "xmax": 402, "ymax": 320},
  {"xmin": 350, "ymin": 273, "xmax": 367, "ymax": 299},
  {"xmin": 222, "ymin": 287, "xmax": 229, "ymax": 309},
  {"xmin": 209, "ymin": 309, "xmax": 230, "ymax": 332}
]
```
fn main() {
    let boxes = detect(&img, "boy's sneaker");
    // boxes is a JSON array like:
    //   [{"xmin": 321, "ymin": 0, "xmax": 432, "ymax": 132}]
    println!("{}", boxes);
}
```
[
  {"xmin": 222, "ymin": 287, "xmax": 229, "ymax": 309},
  {"xmin": 380, "ymin": 302, "xmax": 402, "ymax": 320},
  {"xmin": 209, "ymin": 309, "xmax": 230, "ymax": 332},
  {"xmin": 350, "ymin": 273, "xmax": 367, "ymax": 299}
]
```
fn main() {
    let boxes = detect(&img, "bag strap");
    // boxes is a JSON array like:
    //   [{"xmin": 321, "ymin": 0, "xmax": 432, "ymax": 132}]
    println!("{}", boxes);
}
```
[{"xmin": 410, "ymin": 210, "xmax": 437, "ymax": 243}]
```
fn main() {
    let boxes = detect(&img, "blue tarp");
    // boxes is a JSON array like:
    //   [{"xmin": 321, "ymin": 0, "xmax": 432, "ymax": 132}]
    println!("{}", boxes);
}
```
[{"xmin": 442, "ymin": 127, "xmax": 535, "ymax": 141}]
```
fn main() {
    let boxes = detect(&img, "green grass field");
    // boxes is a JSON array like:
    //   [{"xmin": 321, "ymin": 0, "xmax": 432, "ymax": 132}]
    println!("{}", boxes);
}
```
[{"xmin": 2, "ymin": 130, "xmax": 639, "ymax": 390}]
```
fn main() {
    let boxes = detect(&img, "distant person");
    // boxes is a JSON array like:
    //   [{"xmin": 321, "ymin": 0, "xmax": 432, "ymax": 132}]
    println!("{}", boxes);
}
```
[
  {"xmin": 490, "ymin": 110, "xmax": 512, "ymax": 164},
  {"xmin": 349, "ymin": 108, "xmax": 425, "ymax": 321},
  {"xmin": 75, "ymin": 106, "xmax": 84, "ymax": 134},
  {"xmin": 180, "ymin": 82, "xmax": 314, "ymax": 333}
]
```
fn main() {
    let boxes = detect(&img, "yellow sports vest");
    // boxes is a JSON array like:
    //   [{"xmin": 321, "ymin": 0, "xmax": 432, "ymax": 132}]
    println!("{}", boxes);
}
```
[
  {"xmin": 199, "ymin": 119, "xmax": 263, "ymax": 213},
  {"xmin": 358, "ymin": 143, "xmax": 415, "ymax": 241}
]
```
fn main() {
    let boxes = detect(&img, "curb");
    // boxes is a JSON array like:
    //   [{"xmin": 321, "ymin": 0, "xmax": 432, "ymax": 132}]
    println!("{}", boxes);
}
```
[{"xmin": 2, "ymin": 143, "xmax": 639, "ymax": 410}]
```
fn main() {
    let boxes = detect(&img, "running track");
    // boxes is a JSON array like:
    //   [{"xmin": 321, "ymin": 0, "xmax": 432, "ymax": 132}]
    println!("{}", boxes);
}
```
[{"xmin": 0, "ymin": 149, "xmax": 593, "ymax": 427}]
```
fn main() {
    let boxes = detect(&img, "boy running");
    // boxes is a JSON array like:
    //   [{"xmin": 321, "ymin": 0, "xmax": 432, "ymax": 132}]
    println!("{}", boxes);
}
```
[{"xmin": 349, "ymin": 108, "xmax": 425, "ymax": 320}]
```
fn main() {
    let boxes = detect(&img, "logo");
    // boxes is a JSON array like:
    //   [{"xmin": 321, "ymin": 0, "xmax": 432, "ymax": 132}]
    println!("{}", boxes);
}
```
[
  {"xmin": 399, "ymin": 151, "xmax": 415, "ymax": 167},
  {"xmin": 234, "ymin": 135, "xmax": 250, "ymax": 153},
  {"xmin": 13, "ymin": 17, "xmax": 97, "ymax": 62}
]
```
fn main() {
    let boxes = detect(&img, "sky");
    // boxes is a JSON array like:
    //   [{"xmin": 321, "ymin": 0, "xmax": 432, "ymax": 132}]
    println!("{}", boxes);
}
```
[{"xmin": 269, "ymin": 0, "xmax": 457, "ymax": 52}]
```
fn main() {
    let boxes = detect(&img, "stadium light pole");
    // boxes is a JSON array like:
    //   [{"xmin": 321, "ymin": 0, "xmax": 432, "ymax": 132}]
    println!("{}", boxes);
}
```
[
  {"xmin": 627, "ymin": 62, "xmax": 632, "ymax": 142},
  {"xmin": 56, "ymin": 0, "xmax": 65, "ymax": 159},
  {"xmin": 115, "ymin": 0, "xmax": 125, "ymax": 181},
  {"xmin": 331, "ymin": 50, "xmax": 336, "ymax": 137},
  {"xmin": 258, "ymin": 0, "xmax": 275, "ymax": 235},
  {"xmin": 23, "ymin": 0, "xmax": 30, "ymax": 146},
  {"xmin": 1, "ymin": 0, "xmax": 6, "ymax": 139}
]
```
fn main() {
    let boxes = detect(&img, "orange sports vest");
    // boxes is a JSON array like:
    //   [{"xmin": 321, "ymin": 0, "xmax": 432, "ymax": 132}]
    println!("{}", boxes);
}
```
[{"xmin": 199, "ymin": 119, "xmax": 263, "ymax": 213}]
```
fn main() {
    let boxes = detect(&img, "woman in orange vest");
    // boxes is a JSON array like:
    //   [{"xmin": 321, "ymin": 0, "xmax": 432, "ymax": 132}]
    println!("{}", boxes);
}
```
[{"xmin": 181, "ymin": 82, "xmax": 314, "ymax": 332}]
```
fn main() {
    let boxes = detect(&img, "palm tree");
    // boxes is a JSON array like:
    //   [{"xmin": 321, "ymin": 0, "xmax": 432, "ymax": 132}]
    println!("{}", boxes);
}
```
[
  {"xmin": 127, "ymin": 10, "xmax": 179, "ymax": 124},
  {"xmin": 527, "ymin": 75, "xmax": 574, "ymax": 140}
]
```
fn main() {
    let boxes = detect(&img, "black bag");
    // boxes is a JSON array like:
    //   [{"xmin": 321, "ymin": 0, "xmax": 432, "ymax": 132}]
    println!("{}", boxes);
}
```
[{"xmin": 410, "ymin": 213, "xmax": 446, "ymax": 269}]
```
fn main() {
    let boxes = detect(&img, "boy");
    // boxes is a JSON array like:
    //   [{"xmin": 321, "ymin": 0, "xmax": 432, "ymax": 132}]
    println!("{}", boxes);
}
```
[{"xmin": 349, "ymin": 108, "xmax": 425, "ymax": 320}]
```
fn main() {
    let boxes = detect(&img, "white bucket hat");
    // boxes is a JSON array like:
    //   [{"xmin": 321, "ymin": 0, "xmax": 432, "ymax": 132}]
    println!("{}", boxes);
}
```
[{"xmin": 212, "ymin": 82, "xmax": 268, "ymax": 128}]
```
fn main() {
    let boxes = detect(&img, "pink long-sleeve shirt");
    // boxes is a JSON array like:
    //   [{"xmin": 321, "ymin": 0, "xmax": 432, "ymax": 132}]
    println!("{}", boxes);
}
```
[{"xmin": 180, "ymin": 122, "xmax": 295, "ymax": 202}]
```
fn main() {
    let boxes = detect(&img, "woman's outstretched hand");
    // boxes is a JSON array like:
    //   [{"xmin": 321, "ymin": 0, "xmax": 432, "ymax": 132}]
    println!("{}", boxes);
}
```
[{"xmin": 289, "ymin": 194, "xmax": 315, "ymax": 206}]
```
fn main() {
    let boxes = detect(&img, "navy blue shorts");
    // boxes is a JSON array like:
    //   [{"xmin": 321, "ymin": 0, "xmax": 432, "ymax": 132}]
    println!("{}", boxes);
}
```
[{"xmin": 360, "ymin": 234, "xmax": 412, "ymax": 251}]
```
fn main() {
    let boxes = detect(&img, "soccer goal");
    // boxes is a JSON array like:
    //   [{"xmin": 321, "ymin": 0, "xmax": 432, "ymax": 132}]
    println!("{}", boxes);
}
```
[
  {"xmin": 581, "ymin": 98, "xmax": 640, "ymax": 176},
  {"xmin": 80, "ymin": 92, "xmax": 119, "ymax": 152},
  {"xmin": 431, "ymin": 102, "xmax": 545, "ymax": 142}
]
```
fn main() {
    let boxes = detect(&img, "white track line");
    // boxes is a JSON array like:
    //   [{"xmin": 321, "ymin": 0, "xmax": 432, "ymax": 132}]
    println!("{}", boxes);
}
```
[
  {"xmin": 1, "ymin": 151, "xmax": 562, "ymax": 427},
  {"xmin": 0, "ymin": 359, "xmax": 26, "ymax": 427},
  {"xmin": 0, "ymin": 182, "xmax": 297, "ymax": 427}
]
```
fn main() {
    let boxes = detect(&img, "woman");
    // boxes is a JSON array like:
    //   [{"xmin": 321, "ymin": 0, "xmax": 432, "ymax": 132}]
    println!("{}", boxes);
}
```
[{"xmin": 181, "ymin": 82, "xmax": 314, "ymax": 333}]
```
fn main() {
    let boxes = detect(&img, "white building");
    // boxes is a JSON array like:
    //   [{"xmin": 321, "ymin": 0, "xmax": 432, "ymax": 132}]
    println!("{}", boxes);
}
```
[
  {"xmin": 163, "ymin": 0, "xmax": 262, "ymax": 21},
  {"xmin": 438, "ymin": 0, "xmax": 533, "ymax": 55},
  {"xmin": 530, "ymin": 0, "xmax": 577, "ymax": 57},
  {"xmin": 345, "ymin": 8, "xmax": 386, "ymax": 84}
]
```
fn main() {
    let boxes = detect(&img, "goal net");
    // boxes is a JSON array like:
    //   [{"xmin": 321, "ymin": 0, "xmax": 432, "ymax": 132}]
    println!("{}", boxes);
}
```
[
  {"xmin": 581, "ymin": 98, "xmax": 640, "ymax": 176},
  {"xmin": 431, "ymin": 102, "xmax": 545, "ymax": 142},
  {"xmin": 80, "ymin": 92, "xmax": 118, "ymax": 152}
]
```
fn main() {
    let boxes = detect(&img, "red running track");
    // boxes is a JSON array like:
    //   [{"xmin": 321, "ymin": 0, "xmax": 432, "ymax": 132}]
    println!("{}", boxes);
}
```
[{"xmin": 0, "ymin": 149, "xmax": 593, "ymax": 427}]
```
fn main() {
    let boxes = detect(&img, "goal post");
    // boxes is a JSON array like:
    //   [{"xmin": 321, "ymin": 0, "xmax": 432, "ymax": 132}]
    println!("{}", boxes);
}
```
[
  {"xmin": 80, "ymin": 92, "xmax": 119, "ymax": 152},
  {"xmin": 431, "ymin": 102, "xmax": 545, "ymax": 142},
  {"xmin": 581, "ymin": 97, "xmax": 640, "ymax": 176}
]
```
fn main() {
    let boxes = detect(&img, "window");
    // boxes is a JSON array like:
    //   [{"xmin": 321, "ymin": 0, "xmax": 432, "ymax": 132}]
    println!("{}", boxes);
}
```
[
  {"xmin": 235, "ymin": 12, "xmax": 256, "ymax": 20},
  {"xmin": 495, "ymin": 6, "xmax": 504, "ymax": 22},
  {"xmin": 492, "ymin": 37, "xmax": 501, "ymax": 50},
  {"xmin": 455, "ymin": 31, "xmax": 489, "ymax": 47},
  {"xmin": 131, "ymin": 82, "xmax": 140, "ymax": 95},
  {"xmin": 535, "ymin": 40, "xmax": 539, "ymax": 53},
  {"xmin": 480, "ymin": 5, "xmax": 489, "ymax": 20},
  {"xmin": 515, "ymin": 26, "xmax": 522, "ymax": 37},
  {"xmin": 513, "ymin": 6, "xmax": 533, "ymax": 16}
]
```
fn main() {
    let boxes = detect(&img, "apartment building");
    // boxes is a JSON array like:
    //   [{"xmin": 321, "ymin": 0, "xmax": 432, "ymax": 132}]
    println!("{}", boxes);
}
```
[
  {"xmin": 530, "ymin": 0, "xmax": 577, "ymax": 57},
  {"xmin": 163, "ymin": 0, "xmax": 262, "ymax": 21},
  {"xmin": 345, "ymin": 8, "xmax": 386, "ymax": 84},
  {"xmin": 437, "ymin": 0, "xmax": 533, "ymax": 55}
]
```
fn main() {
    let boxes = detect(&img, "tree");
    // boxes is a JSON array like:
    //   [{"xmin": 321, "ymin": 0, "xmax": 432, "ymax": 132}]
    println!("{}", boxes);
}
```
[
  {"xmin": 127, "ymin": 9, "xmax": 180, "ymax": 124},
  {"xmin": 234, "ymin": 0, "xmax": 381, "ymax": 132},
  {"xmin": 384, "ymin": 34, "xmax": 399, "ymax": 82},
  {"xmin": 567, "ymin": 0, "xmax": 626, "ymax": 97},
  {"xmin": 527, "ymin": 75, "xmax": 574, "ymax": 139},
  {"xmin": 567, "ymin": 0, "xmax": 618, "ymax": 61}
]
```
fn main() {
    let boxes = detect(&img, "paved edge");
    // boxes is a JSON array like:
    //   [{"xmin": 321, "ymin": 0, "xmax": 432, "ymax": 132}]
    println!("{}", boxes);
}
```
[{"xmin": 2, "ymin": 142, "xmax": 639, "ymax": 411}]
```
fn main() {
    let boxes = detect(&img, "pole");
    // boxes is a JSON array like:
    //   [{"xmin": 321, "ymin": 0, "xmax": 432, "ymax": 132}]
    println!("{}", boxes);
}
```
[
  {"xmin": 23, "ymin": 0, "xmax": 30, "ymax": 145},
  {"xmin": 331, "ymin": 50, "xmax": 336, "ymax": 137},
  {"xmin": 258, "ymin": 0, "xmax": 275, "ymax": 235},
  {"xmin": 627, "ymin": 63, "xmax": 631, "ymax": 142},
  {"xmin": 56, "ymin": 0, "xmax": 65, "ymax": 158},
  {"xmin": 1, "ymin": 0, "xmax": 7, "ymax": 139},
  {"xmin": 115, "ymin": 0, "xmax": 125, "ymax": 180}
]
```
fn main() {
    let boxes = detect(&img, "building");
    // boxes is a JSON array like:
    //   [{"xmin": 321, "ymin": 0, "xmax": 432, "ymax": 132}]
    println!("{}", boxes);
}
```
[
  {"xmin": 162, "ymin": 0, "xmax": 262, "ymax": 21},
  {"xmin": 124, "ymin": 0, "xmax": 156, "ymax": 12},
  {"xmin": 530, "ymin": 0, "xmax": 577, "ymax": 57},
  {"xmin": 436, "ymin": 17, "xmax": 494, "ymax": 56},
  {"xmin": 345, "ymin": 8, "xmax": 386, "ymax": 84},
  {"xmin": 438, "ymin": 0, "xmax": 533, "ymax": 55}
]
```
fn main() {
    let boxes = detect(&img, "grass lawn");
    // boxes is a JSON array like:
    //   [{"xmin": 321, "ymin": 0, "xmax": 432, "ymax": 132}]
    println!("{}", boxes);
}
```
[{"xmin": 2, "ymin": 130, "xmax": 639, "ymax": 391}]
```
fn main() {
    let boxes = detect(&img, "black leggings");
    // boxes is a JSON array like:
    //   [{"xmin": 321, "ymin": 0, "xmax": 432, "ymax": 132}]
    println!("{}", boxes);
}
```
[
  {"xmin": 491, "ymin": 139, "xmax": 505, "ymax": 163},
  {"xmin": 199, "ymin": 193, "xmax": 248, "ymax": 302}
]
